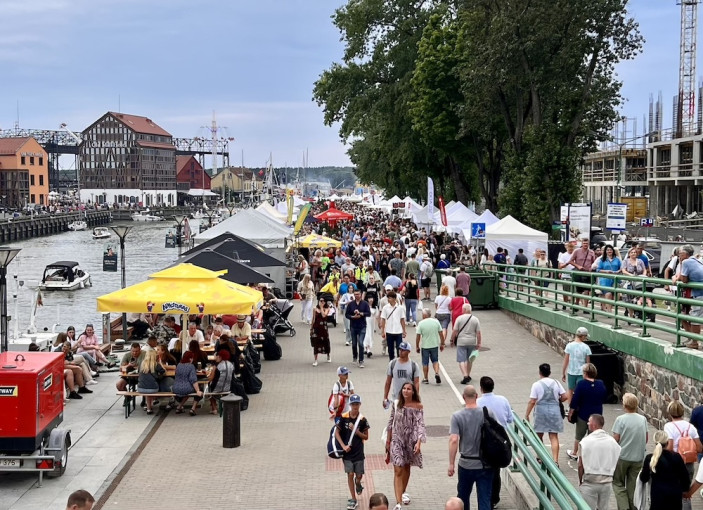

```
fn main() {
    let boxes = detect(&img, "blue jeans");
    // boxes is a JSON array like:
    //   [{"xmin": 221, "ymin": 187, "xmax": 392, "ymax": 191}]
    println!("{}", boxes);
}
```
[
  {"xmin": 457, "ymin": 466, "xmax": 493, "ymax": 510},
  {"xmin": 386, "ymin": 333, "xmax": 403, "ymax": 360},
  {"xmin": 350, "ymin": 327, "xmax": 366, "ymax": 363},
  {"xmin": 405, "ymin": 298, "xmax": 418, "ymax": 322}
]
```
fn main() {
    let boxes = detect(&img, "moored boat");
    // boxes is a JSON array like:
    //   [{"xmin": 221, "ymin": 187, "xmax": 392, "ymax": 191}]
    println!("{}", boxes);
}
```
[{"xmin": 39, "ymin": 261, "xmax": 92, "ymax": 291}]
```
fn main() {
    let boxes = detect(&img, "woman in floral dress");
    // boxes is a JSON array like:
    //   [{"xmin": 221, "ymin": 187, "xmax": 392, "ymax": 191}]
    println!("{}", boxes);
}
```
[{"xmin": 385, "ymin": 382, "xmax": 426, "ymax": 509}]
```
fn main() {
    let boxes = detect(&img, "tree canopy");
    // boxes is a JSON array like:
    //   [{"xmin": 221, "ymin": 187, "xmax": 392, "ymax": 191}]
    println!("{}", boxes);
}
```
[{"xmin": 313, "ymin": 0, "xmax": 643, "ymax": 231}]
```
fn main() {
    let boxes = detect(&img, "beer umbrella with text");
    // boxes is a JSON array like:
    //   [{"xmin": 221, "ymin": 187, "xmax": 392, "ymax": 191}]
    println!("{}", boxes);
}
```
[{"xmin": 96, "ymin": 263, "xmax": 263, "ymax": 316}]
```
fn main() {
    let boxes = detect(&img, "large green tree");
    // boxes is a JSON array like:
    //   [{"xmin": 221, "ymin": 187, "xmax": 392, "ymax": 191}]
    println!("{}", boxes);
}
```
[{"xmin": 456, "ymin": 0, "xmax": 643, "ymax": 229}]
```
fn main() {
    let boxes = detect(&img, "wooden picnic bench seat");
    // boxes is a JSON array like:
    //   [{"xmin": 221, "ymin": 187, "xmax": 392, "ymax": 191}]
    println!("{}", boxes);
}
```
[
  {"xmin": 116, "ymin": 390, "xmax": 229, "ymax": 419},
  {"xmin": 110, "ymin": 316, "xmax": 134, "ymax": 342}
]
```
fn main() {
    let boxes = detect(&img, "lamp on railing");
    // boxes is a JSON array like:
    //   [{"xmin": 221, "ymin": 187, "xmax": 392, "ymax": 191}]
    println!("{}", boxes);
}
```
[
  {"xmin": 110, "ymin": 225, "xmax": 132, "ymax": 342},
  {"xmin": 0, "ymin": 247, "xmax": 21, "ymax": 352},
  {"xmin": 173, "ymin": 215, "xmax": 186, "ymax": 256}
]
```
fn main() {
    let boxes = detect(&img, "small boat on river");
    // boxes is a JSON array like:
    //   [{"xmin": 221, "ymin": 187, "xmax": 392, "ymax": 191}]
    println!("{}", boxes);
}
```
[
  {"xmin": 92, "ymin": 227, "xmax": 111, "ymax": 239},
  {"xmin": 39, "ymin": 261, "xmax": 92, "ymax": 291},
  {"xmin": 68, "ymin": 220, "xmax": 88, "ymax": 231},
  {"xmin": 131, "ymin": 210, "xmax": 163, "ymax": 222}
]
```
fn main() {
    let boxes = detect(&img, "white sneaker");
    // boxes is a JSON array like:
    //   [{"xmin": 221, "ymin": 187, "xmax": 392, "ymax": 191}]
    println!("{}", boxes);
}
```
[
  {"xmin": 326, "ymin": 356, "xmax": 331, "ymax": 363},
  {"xmin": 312, "ymin": 360, "xmax": 318, "ymax": 367},
  {"xmin": 393, "ymin": 505, "xmax": 402, "ymax": 510},
  {"xmin": 402, "ymin": 493, "xmax": 411, "ymax": 505},
  {"xmin": 345, "ymin": 341, "xmax": 350, "ymax": 346},
  {"xmin": 90, "ymin": 370, "xmax": 98, "ymax": 377},
  {"xmin": 86, "ymin": 380, "xmax": 99, "ymax": 385}
]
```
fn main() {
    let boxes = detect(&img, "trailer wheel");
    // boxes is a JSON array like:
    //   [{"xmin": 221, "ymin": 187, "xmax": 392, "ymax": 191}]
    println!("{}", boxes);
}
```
[{"xmin": 46, "ymin": 429, "xmax": 70, "ymax": 478}]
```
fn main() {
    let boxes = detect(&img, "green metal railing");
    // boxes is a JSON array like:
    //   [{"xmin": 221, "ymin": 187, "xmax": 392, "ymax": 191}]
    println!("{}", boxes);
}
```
[
  {"xmin": 485, "ymin": 263, "xmax": 703, "ymax": 347},
  {"xmin": 506, "ymin": 411, "xmax": 590, "ymax": 510}
]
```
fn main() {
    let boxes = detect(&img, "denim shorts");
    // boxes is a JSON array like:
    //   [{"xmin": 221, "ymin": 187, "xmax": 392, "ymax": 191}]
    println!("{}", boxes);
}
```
[
  {"xmin": 436, "ymin": 313, "xmax": 451, "ymax": 330},
  {"xmin": 421, "ymin": 347, "xmax": 439, "ymax": 366},
  {"xmin": 456, "ymin": 345, "xmax": 476, "ymax": 363}
]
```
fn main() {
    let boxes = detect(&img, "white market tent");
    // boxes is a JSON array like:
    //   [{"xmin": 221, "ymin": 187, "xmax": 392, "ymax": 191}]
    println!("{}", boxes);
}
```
[
  {"xmin": 460, "ymin": 209, "xmax": 501, "ymax": 240},
  {"xmin": 484, "ymin": 215, "xmax": 548, "ymax": 258},
  {"xmin": 187, "ymin": 189, "xmax": 219, "ymax": 197},
  {"xmin": 256, "ymin": 201, "xmax": 287, "ymax": 223},
  {"xmin": 194, "ymin": 208, "xmax": 292, "ymax": 248}
]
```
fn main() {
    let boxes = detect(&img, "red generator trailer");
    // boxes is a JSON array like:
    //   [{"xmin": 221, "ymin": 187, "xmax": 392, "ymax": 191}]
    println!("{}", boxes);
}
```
[{"xmin": 0, "ymin": 351, "xmax": 71, "ymax": 486}]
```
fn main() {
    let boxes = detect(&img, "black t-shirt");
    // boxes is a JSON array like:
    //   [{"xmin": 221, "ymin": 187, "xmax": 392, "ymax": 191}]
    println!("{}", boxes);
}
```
[
  {"xmin": 336, "ymin": 412, "xmax": 370, "ymax": 462},
  {"xmin": 364, "ymin": 283, "xmax": 380, "ymax": 307}
]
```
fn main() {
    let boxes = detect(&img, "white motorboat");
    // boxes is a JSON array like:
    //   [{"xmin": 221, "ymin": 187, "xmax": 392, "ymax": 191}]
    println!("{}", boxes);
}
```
[
  {"xmin": 39, "ymin": 261, "xmax": 92, "ymax": 291},
  {"xmin": 131, "ymin": 210, "xmax": 163, "ymax": 222},
  {"xmin": 92, "ymin": 227, "xmax": 111, "ymax": 239},
  {"xmin": 68, "ymin": 220, "xmax": 88, "ymax": 231},
  {"xmin": 8, "ymin": 290, "xmax": 61, "ymax": 351}
]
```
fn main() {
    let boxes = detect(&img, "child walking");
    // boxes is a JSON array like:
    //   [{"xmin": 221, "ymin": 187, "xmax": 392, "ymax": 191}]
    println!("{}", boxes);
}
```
[{"xmin": 335, "ymin": 394, "xmax": 370, "ymax": 510}]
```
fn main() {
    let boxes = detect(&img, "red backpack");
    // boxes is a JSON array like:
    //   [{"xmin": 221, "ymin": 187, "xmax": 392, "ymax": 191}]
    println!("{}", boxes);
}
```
[{"xmin": 674, "ymin": 422, "xmax": 698, "ymax": 464}]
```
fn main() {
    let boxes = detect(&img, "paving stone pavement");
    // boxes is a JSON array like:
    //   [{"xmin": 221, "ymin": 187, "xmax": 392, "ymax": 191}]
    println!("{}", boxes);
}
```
[{"xmin": 8, "ymin": 298, "xmax": 703, "ymax": 510}]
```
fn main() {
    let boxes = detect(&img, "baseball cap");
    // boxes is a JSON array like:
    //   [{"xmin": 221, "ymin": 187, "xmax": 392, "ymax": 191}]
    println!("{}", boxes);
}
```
[
  {"xmin": 575, "ymin": 327, "xmax": 589, "ymax": 337},
  {"xmin": 398, "ymin": 341, "xmax": 412, "ymax": 351},
  {"xmin": 349, "ymin": 394, "xmax": 361, "ymax": 404},
  {"xmin": 337, "ymin": 366, "xmax": 351, "ymax": 375},
  {"xmin": 384, "ymin": 284, "xmax": 393, "ymax": 291}
]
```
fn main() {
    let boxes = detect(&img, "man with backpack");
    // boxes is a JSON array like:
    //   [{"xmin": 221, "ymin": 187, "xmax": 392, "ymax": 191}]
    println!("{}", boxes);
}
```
[
  {"xmin": 334, "ymin": 394, "xmax": 370, "ymax": 510},
  {"xmin": 329, "ymin": 366, "xmax": 355, "ymax": 421},
  {"xmin": 448, "ymin": 385, "xmax": 497, "ymax": 510},
  {"xmin": 382, "ymin": 341, "xmax": 420, "ymax": 407}
]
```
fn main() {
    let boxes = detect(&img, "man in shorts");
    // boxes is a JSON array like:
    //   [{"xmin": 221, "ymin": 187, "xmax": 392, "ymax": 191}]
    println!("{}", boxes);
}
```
[
  {"xmin": 558, "ymin": 242, "xmax": 576, "ymax": 309},
  {"xmin": 450, "ymin": 303, "xmax": 481, "ymax": 385},
  {"xmin": 415, "ymin": 308, "xmax": 445, "ymax": 384},
  {"xmin": 419, "ymin": 257, "xmax": 434, "ymax": 301},
  {"xmin": 676, "ymin": 244, "xmax": 703, "ymax": 349},
  {"xmin": 335, "ymin": 394, "xmax": 370, "ymax": 510}
]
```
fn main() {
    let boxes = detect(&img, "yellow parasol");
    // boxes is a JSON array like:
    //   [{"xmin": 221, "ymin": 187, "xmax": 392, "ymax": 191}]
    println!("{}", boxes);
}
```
[
  {"xmin": 96, "ymin": 263, "xmax": 263, "ymax": 315},
  {"xmin": 294, "ymin": 234, "xmax": 342, "ymax": 249}
]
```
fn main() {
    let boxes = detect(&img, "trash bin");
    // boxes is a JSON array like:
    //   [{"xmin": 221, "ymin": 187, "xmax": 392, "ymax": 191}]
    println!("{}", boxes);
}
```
[
  {"xmin": 469, "ymin": 273, "xmax": 498, "ymax": 309},
  {"xmin": 584, "ymin": 341, "xmax": 624, "ymax": 404}
]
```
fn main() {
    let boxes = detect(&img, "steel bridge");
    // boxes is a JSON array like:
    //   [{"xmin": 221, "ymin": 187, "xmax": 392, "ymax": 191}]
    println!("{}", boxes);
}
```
[{"xmin": 0, "ymin": 127, "xmax": 231, "ymax": 190}]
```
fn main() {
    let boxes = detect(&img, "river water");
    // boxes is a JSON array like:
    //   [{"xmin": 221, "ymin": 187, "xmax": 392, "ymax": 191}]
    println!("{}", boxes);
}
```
[{"xmin": 8, "ymin": 221, "xmax": 186, "ymax": 338}]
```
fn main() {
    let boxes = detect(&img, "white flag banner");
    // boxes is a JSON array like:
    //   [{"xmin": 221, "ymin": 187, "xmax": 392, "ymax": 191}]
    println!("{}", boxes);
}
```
[{"xmin": 427, "ymin": 177, "xmax": 435, "ymax": 218}]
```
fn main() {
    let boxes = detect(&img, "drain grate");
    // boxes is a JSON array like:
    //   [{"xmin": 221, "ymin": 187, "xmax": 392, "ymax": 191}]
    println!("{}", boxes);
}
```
[{"xmin": 425, "ymin": 425, "xmax": 450, "ymax": 437}]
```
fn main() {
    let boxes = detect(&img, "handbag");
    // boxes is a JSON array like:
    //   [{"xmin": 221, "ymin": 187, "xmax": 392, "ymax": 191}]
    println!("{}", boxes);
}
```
[
  {"xmin": 559, "ymin": 401, "xmax": 566, "ymax": 419},
  {"xmin": 567, "ymin": 407, "xmax": 578, "ymax": 424}
]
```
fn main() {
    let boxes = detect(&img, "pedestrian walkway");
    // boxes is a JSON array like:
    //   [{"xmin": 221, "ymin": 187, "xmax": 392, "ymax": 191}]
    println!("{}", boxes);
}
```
[{"xmin": 7, "ymin": 304, "xmax": 703, "ymax": 509}]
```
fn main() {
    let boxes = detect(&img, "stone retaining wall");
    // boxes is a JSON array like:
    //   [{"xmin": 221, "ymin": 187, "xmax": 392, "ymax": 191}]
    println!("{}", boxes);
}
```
[{"xmin": 505, "ymin": 310, "xmax": 702, "ymax": 430}]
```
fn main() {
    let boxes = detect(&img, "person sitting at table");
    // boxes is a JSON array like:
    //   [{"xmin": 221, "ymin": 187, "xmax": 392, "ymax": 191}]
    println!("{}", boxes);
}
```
[
  {"xmin": 156, "ymin": 344, "xmax": 177, "ymax": 392},
  {"xmin": 143, "ymin": 335, "xmax": 158, "ymax": 351},
  {"xmin": 214, "ymin": 315, "xmax": 230, "ymax": 331},
  {"xmin": 76, "ymin": 323, "xmax": 114, "ymax": 367},
  {"xmin": 211, "ymin": 325, "xmax": 224, "ymax": 346},
  {"xmin": 188, "ymin": 339, "xmax": 209, "ymax": 370},
  {"xmin": 116, "ymin": 343, "xmax": 145, "ymax": 392},
  {"xmin": 164, "ymin": 315, "xmax": 181, "ymax": 334},
  {"xmin": 204, "ymin": 324, "xmax": 215, "ymax": 345},
  {"xmin": 62, "ymin": 340, "xmax": 97, "ymax": 386},
  {"xmin": 179, "ymin": 322, "xmax": 205, "ymax": 346},
  {"xmin": 231, "ymin": 314, "xmax": 252, "ymax": 344},
  {"xmin": 172, "ymin": 351, "xmax": 203, "ymax": 415},
  {"xmin": 208, "ymin": 349, "xmax": 234, "ymax": 415},
  {"xmin": 251, "ymin": 307, "xmax": 264, "ymax": 329},
  {"xmin": 55, "ymin": 332, "xmax": 97, "ymax": 377},
  {"xmin": 137, "ymin": 350, "xmax": 165, "ymax": 415}
]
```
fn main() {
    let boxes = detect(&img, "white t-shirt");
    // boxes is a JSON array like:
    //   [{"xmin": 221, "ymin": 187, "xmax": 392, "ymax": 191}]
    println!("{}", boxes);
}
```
[
  {"xmin": 558, "ymin": 252, "xmax": 575, "ymax": 278},
  {"xmin": 381, "ymin": 303, "xmax": 406, "ymax": 334},
  {"xmin": 529, "ymin": 378, "xmax": 566, "ymax": 401},
  {"xmin": 442, "ymin": 275, "xmax": 456, "ymax": 297},
  {"xmin": 434, "ymin": 295, "xmax": 451, "ymax": 315},
  {"xmin": 331, "ymin": 380, "xmax": 355, "ymax": 414},
  {"xmin": 664, "ymin": 419, "xmax": 699, "ymax": 452}
]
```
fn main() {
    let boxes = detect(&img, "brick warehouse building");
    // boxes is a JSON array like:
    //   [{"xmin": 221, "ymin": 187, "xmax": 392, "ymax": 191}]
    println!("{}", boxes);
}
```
[
  {"xmin": 79, "ymin": 112, "xmax": 176, "ymax": 207},
  {"xmin": 0, "ymin": 137, "xmax": 50, "ymax": 209}
]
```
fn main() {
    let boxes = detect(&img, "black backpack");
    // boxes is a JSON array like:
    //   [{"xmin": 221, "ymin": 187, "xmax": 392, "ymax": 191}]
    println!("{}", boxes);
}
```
[
  {"xmin": 229, "ymin": 377, "xmax": 249, "ymax": 411},
  {"xmin": 478, "ymin": 407, "xmax": 512, "ymax": 468}
]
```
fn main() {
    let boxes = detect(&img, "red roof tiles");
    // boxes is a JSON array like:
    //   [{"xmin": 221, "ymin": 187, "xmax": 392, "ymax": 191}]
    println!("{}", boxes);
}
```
[
  {"xmin": 0, "ymin": 137, "xmax": 31, "ymax": 155},
  {"xmin": 108, "ymin": 112, "xmax": 172, "ymax": 137}
]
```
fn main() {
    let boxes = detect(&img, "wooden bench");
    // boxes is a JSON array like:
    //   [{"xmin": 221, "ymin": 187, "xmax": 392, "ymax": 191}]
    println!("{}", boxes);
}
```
[
  {"xmin": 116, "ymin": 390, "xmax": 229, "ymax": 419},
  {"xmin": 110, "ymin": 316, "xmax": 134, "ymax": 342}
]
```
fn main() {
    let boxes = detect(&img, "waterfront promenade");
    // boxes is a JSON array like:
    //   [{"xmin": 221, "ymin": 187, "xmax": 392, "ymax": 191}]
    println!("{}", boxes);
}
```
[{"xmin": 4, "ymin": 305, "xmax": 703, "ymax": 509}]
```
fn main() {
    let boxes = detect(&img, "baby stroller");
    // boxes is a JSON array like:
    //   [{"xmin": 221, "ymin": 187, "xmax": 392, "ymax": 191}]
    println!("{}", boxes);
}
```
[
  {"xmin": 265, "ymin": 299, "xmax": 296, "ymax": 336},
  {"xmin": 318, "ymin": 291, "xmax": 337, "ymax": 327}
]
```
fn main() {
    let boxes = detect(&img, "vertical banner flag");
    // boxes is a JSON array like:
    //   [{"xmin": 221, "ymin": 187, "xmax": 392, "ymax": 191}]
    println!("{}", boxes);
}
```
[
  {"xmin": 294, "ymin": 203, "xmax": 312, "ymax": 235},
  {"xmin": 286, "ymin": 189, "xmax": 295, "ymax": 224},
  {"xmin": 427, "ymin": 177, "xmax": 435, "ymax": 219},
  {"xmin": 438, "ymin": 196, "xmax": 448, "ymax": 226}
]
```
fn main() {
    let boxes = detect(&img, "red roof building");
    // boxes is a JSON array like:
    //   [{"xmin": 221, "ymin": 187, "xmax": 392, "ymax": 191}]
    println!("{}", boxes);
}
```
[
  {"xmin": 176, "ymin": 155, "xmax": 211, "ymax": 191},
  {"xmin": 79, "ymin": 112, "xmax": 176, "ymax": 205}
]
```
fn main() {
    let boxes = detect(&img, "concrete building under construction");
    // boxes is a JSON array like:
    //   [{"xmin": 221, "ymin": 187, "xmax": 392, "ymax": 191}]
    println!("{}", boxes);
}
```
[{"xmin": 581, "ymin": 1, "xmax": 703, "ymax": 220}]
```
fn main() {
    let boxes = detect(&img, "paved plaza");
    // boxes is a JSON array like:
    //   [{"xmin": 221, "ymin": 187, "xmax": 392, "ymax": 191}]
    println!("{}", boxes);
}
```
[{"xmin": 4, "ymin": 300, "xmax": 703, "ymax": 509}]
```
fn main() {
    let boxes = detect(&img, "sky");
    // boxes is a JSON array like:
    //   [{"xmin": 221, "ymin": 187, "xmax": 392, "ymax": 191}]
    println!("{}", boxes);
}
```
[{"xmin": 0, "ymin": 1, "xmax": 689, "ymax": 169}]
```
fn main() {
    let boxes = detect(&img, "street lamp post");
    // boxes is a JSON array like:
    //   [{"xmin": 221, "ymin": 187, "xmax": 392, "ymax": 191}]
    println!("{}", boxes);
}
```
[
  {"xmin": 0, "ymin": 247, "xmax": 21, "ymax": 353},
  {"xmin": 616, "ymin": 131, "xmax": 658, "ymax": 202},
  {"xmin": 173, "ymin": 215, "xmax": 186, "ymax": 256},
  {"xmin": 110, "ymin": 226, "xmax": 132, "ymax": 343}
]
